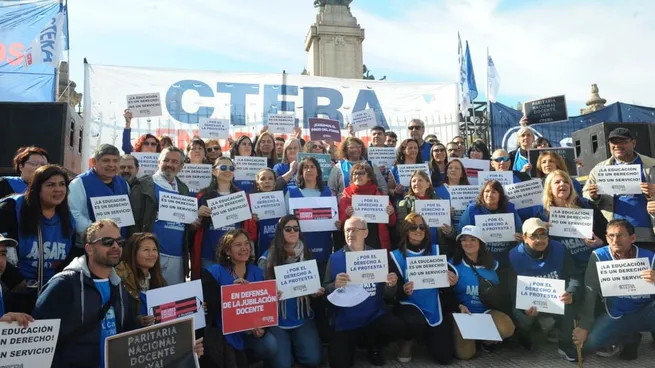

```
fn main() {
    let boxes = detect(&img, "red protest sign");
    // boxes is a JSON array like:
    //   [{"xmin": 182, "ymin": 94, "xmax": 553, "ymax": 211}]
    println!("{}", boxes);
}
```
[
  {"xmin": 221, "ymin": 280, "xmax": 278, "ymax": 334},
  {"xmin": 293, "ymin": 207, "xmax": 335, "ymax": 220}
]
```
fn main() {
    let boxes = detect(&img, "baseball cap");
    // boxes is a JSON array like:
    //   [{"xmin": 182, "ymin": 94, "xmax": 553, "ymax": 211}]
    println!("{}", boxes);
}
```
[
  {"xmin": 608, "ymin": 128, "xmax": 635, "ymax": 141},
  {"xmin": 456, "ymin": 225, "xmax": 485, "ymax": 243},
  {"xmin": 0, "ymin": 233, "xmax": 17, "ymax": 247},
  {"xmin": 522, "ymin": 218, "xmax": 548, "ymax": 235}
]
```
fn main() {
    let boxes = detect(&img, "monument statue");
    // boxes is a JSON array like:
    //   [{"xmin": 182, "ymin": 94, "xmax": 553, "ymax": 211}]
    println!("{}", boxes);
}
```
[{"xmin": 314, "ymin": 0, "xmax": 353, "ymax": 7}]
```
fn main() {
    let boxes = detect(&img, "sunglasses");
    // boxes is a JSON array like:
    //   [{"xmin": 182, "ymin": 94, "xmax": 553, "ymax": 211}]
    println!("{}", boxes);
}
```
[
  {"xmin": 311, "ymin": 144, "xmax": 323, "ymax": 150},
  {"xmin": 142, "ymin": 141, "xmax": 158, "ymax": 147},
  {"xmin": 206, "ymin": 146, "xmax": 221, "ymax": 153},
  {"xmin": 408, "ymin": 126, "xmax": 422, "ymax": 131},
  {"xmin": 284, "ymin": 226, "xmax": 300, "ymax": 233},
  {"xmin": 492, "ymin": 157, "xmax": 510, "ymax": 163},
  {"xmin": 433, "ymin": 148, "xmax": 446, "ymax": 153},
  {"xmin": 408, "ymin": 224, "xmax": 428, "ymax": 232},
  {"xmin": 91, "ymin": 237, "xmax": 126, "ymax": 247},
  {"xmin": 215, "ymin": 164, "xmax": 235, "ymax": 172}
]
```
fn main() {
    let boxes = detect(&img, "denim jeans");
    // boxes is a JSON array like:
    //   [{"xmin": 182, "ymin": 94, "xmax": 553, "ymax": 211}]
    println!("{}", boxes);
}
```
[
  {"xmin": 244, "ymin": 330, "xmax": 278, "ymax": 361},
  {"xmin": 513, "ymin": 303, "xmax": 575, "ymax": 346},
  {"xmin": 267, "ymin": 321, "xmax": 323, "ymax": 368},
  {"xmin": 159, "ymin": 254, "xmax": 185, "ymax": 285},
  {"xmin": 583, "ymin": 299, "xmax": 655, "ymax": 352}
]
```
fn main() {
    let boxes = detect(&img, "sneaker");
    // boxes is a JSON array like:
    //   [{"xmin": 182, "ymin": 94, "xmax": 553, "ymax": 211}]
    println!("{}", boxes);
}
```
[
  {"xmin": 558, "ymin": 346, "xmax": 580, "ymax": 362},
  {"xmin": 619, "ymin": 340, "xmax": 640, "ymax": 361},
  {"xmin": 397, "ymin": 340, "xmax": 413, "ymax": 363},
  {"xmin": 518, "ymin": 333, "xmax": 534, "ymax": 351},
  {"xmin": 596, "ymin": 345, "xmax": 620, "ymax": 357},
  {"xmin": 546, "ymin": 328, "xmax": 559, "ymax": 343},
  {"xmin": 368, "ymin": 346, "xmax": 386, "ymax": 366}
]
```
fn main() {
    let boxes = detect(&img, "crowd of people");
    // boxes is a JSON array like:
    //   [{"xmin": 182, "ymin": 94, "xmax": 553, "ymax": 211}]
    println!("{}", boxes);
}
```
[{"xmin": 0, "ymin": 111, "xmax": 654, "ymax": 368}]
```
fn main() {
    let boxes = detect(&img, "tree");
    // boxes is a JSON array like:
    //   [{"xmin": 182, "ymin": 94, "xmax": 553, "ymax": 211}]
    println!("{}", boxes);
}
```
[{"xmin": 363, "ymin": 64, "xmax": 386, "ymax": 80}]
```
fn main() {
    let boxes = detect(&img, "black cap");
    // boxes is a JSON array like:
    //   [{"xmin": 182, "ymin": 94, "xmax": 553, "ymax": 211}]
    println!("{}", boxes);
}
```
[{"xmin": 608, "ymin": 128, "xmax": 635, "ymax": 140}]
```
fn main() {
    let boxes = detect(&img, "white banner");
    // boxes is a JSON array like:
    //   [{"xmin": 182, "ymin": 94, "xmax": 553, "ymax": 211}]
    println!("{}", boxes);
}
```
[
  {"xmin": 178, "ymin": 164, "xmax": 212, "ymax": 193},
  {"xmin": 288, "ymin": 197, "xmax": 338, "ymax": 232},
  {"xmin": 406, "ymin": 255, "xmax": 449, "ymax": 290},
  {"xmin": 505, "ymin": 179, "xmax": 543, "ymax": 210},
  {"xmin": 515, "ymin": 276, "xmax": 565, "ymax": 315},
  {"xmin": 158, "ymin": 192, "xmax": 198, "ymax": 224},
  {"xmin": 132, "ymin": 152, "xmax": 159, "ymax": 178},
  {"xmin": 346, "ymin": 249, "xmax": 389, "ymax": 284},
  {"xmin": 477, "ymin": 171, "xmax": 513, "ymax": 188},
  {"xmin": 597, "ymin": 258, "xmax": 655, "ymax": 297},
  {"xmin": 274, "ymin": 260, "xmax": 322, "ymax": 300},
  {"xmin": 249, "ymin": 191, "xmax": 287, "ymax": 220},
  {"xmin": 397, "ymin": 163, "xmax": 430, "ymax": 187},
  {"xmin": 414, "ymin": 199, "xmax": 451, "ymax": 228},
  {"xmin": 549, "ymin": 207, "xmax": 594, "ymax": 239},
  {"xmin": 351, "ymin": 108, "xmax": 377, "ymax": 132},
  {"xmin": 127, "ymin": 92, "xmax": 162, "ymax": 118},
  {"xmin": 475, "ymin": 213, "xmax": 516, "ymax": 242},
  {"xmin": 595, "ymin": 164, "xmax": 642, "ymax": 195},
  {"xmin": 90, "ymin": 194, "xmax": 135, "ymax": 227},
  {"xmin": 146, "ymin": 279, "xmax": 206, "ymax": 329},
  {"xmin": 352, "ymin": 195, "xmax": 389, "ymax": 224},
  {"xmin": 199, "ymin": 118, "xmax": 229, "ymax": 139},
  {"xmin": 234, "ymin": 156, "xmax": 268, "ymax": 181},
  {"xmin": 448, "ymin": 185, "xmax": 479, "ymax": 211},
  {"xmin": 207, "ymin": 192, "xmax": 252, "ymax": 229},
  {"xmin": 0, "ymin": 319, "xmax": 60, "ymax": 368},
  {"xmin": 368, "ymin": 147, "xmax": 396, "ymax": 169},
  {"xmin": 450, "ymin": 158, "xmax": 490, "ymax": 185},
  {"xmin": 267, "ymin": 114, "xmax": 296, "ymax": 134}
]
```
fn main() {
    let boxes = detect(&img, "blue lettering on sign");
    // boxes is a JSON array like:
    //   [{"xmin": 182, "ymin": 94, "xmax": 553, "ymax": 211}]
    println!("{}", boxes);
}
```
[
  {"xmin": 217, "ymin": 82, "xmax": 259, "ymax": 126},
  {"xmin": 165, "ymin": 80, "xmax": 215, "ymax": 124},
  {"xmin": 263, "ymin": 84, "xmax": 298, "ymax": 125},
  {"xmin": 262, "ymin": 225, "xmax": 276, "ymax": 235},
  {"xmin": 38, "ymin": 17, "xmax": 59, "ymax": 63}
]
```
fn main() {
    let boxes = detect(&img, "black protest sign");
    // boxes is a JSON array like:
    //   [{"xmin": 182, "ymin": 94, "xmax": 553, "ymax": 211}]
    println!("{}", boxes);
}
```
[
  {"xmin": 523, "ymin": 95, "xmax": 567, "ymax": 125},
  {"xmin": 105, "ymin": 317, "xmax": 197, "ymax": 368},
  {"xmin": 528, "ymin": 147, "xmax": 578, "ymax": 178}
]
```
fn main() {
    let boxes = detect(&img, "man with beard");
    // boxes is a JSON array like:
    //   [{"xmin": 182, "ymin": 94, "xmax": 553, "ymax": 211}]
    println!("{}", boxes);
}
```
[
  {"xmin": 128, "ymin": 146, "xmax": 191, "ymax": 284},
  {"xmin": 407, "ymin": 119, "xmax": 433, "ymax": 162},
  {"xmin": 118, "ymin": 154, "xmax": 139, "ymax": 187}
]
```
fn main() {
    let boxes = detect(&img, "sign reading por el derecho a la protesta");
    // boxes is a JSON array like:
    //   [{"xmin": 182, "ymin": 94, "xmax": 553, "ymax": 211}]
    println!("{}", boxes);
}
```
[{"xmin": 523, "ymin": 95, "xmax": 568, "ymax": 125}]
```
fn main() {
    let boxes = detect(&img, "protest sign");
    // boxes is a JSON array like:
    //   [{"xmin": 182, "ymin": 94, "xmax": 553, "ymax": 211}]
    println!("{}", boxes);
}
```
[
  {"xmin": 528, "ymin": 147, "xmax": 578, "ymax": 177},
  {"xmin": 297, "ymin": 152, "xmax": 331, "ymax": 182},
  {"xmin": 516, "ymin": 276, "xmax": 565, "ymax": 315},
  {"xmin": 346, "ymin": 249, "xmax": 389, "ymax": 284},
  {"xmin": 146, "ymin": 280, "xmax": 205, "ymax": 329},
  {"xmin": 206, "ymin": 192, "xmax": 252, "ymax": 229},
  {"xmin": 351, "ymin": 108, "xmax": 377, "ymax": 132},
  {"xmin": 397, "ymin": 163, "xmax": 430, "ymax": 186},
  {"xmin": 448, "ymin": 185, "xmax": 479, "ymax": 211},
  {"xmin": 274, "ymin": 260, "xmax": 322, "ymax": 300},
  {"xmin": 477, "ymin": 171, "xmax": 513, "ymax": 187},
  {"xmin": 267, "ymin": 113, "xmax": 296, "ymax": 134},
  {"xmin": 221, "ymin": 280, "xmax": 278, "ymax": 334},
  {"xmin": 234, "ymin": 156, "xmax": 268, "ymax": 181},
  {"xmin": 549, "ymin": 207, "xmax": 594, "ymax": 239},
  {"xmin": 90, "ymin": 195, "xmax": 135, "ymax": 227},
  {"xmin": 0, "ymin": 319, "xmax": 60, "ymax": 367},
  {"xmin": 475, "ymin": 213, "xmax": 516, "ymax": 242},
  {"xmin": 406, "ymin": 255, "xmax": 449, "ymax": 290},
  {"xmin": 414, "ymin": 200, "xmax": 451, "ymax": 228},
  {"xmin": 450, "ymin": 158, "xmax": 490, "ymax": 185},
  {"xmin": 368, "ymin": 147, "xmax": 396, "ymax": 169},
  {"xmin": 105, "ymin": 317, "xmax": 198, "ymax": 368},
  {"xmin": 594, "ymin": 164, "xmax": 642, "ymax": 195},
  {"xmin": 597, "ymin": 258, "xmax": 655, "ymax": 297},
  {"xmin": 352, "ymin": 195, "xmax": 389, "ymax": 224},
  {"xmin": 288, "ymin": 196, "xmax": 338, "ymax": 232},
  {"xmin": 199, "ymin": 118, "xmax": 229, "ymax": 139},
  {"xmin": 132, "ymin": 152, "xmax": 159, "ymax": 178},
  {"xmin": 249, "ymin": 191, "xmax": 286, "ymax": 220},
  {"xmin": 453, "ymin": 313, "xmax": 502, "ymax": 341},
  {"xmin": 309, "ymin": 118, "xmax": 341, "ymax": 142},
  {"xmin": 505, "ymin": 179, "xmax": 543, "ymax": 210},
  {"xmin": 158, "ymin": 192, "xmax": 198, "ymax": 224},
  {"xmin": 178, "ymin": 164, "xmax": 212, "ymax": 193},
  {"xmin": 127, "ymin": 92, "xmax": 162, "ymax": 118},
  {"xmin": 523, "ymin": 95, "xmax": 568, "ymax": 125}
]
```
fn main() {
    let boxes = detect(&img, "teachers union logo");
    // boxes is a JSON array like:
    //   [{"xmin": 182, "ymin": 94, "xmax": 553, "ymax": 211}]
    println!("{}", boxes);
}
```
[{"xmin": 502, "ymin": 126, "xmax": 543, "ymax": 152}]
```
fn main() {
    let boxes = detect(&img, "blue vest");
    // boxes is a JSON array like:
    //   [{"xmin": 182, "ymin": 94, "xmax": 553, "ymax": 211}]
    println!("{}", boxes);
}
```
[
  {"xmin": 612, "ymin": 157, "xmax": 651, "ymax": 227},
  {"xmin": 450, "ymin": 258, "xmax": 499, "ymax": 314},
  {"xmin": 273, "ymin": 163, "xmax": 295, "ymax": 187},
  {"xmin": 234, "ymin": 180, "xmax": 255, "ymax": 194},
  {"xmin": 256, "ymin": 217, "xmax": 278, "ymax": 258},
  {"xmin": 9, "ymin": 195, "xmax": 74, "ymax": 282},
  {"xmin": 79, "ymin": 169, "xmax": 130, "ymax": 238},
  {"xmin": 152, "ymin": 184, "xmax": 185, "ymax": 257},
  {"xmin": 594, "ymin": 245, "xmax": 655, "ymax": 318},
  {"xmin": 199, "ymin": 193, "xmax": 241, "ymax": 261},
  {"xmin": 3, "ymin": 176, "xmax": 27, "ymax": 194},
  {"xmin": 339, "ymin": 159, "xmax": 375, "ymax": 188},
  {"xmin": 509, "ymin": 240, "xmax": 566, "ymax": 280},
  {"xmin": 391, "ymin": 245, "xmax": 443, "ymax": 326},
  {"xmin": 207, "ymin": 263, "xmax": 264, "ymax": 350},
  {"xmin": 419, "ymin": 141, "xmax": 432, "ymax": 163},
  {"xmin": 287, "ymin": 185, "xmax": 333, "ymax": 262},
  {"xmin": 329, "ymin": 248, "xmax": 385, "ymax": 331},
  {"xmin": 512, "ymin": 150, "xmax": 529, "ymax": 172}
]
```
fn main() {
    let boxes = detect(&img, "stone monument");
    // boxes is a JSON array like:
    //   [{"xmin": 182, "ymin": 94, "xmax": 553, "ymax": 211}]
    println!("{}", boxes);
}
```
[
  {"xmin": 305, "ymin": 0, "xmax": 365, "ymax": 79},
  {"xmin": 579, "ymin": 84, "xmax": 607, "ymax": 114}
]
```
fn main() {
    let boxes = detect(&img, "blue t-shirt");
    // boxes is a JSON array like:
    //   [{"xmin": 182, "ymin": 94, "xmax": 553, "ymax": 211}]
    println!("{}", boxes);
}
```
[
  {"xmin": 94, "ymin": 279, "xmax": 117, "ymax": 368},
  {"xmin": 612, "ymin": 157, "xmax": 651, "ymax": 227},
  {"xmin": 512, "ymin": 150, "xmax": 529, "ymax": 172}
]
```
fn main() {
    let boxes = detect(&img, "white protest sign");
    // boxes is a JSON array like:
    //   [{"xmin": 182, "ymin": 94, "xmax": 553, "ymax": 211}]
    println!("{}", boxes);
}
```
[
  {"xmin": 595, "ymin": 164, "xmax": 642, "ymax": 195},
  {"xmin": 249, "ymin": 191, "xmax": 287, "ymax": 220},
  {"xmin": 505, "ymin": 179, "xmax": 543, "ymax": 210},
  {"xmin": 549, "ymin": 207, "xmax": 594, "ymax": 239},
  {"xmin": 132, "ymin": 152, "xmax": 159, "ymax": 178},
  {"xmin": 597, "ymin": 258, "xmax": 655, "ymax": 297},
  {"xmin": 157, "ymin": 192, "xmax": 198, "ymax": 224},
  {"xmin": 199, "ymin": 118, "xmax": 230, "ymax": 139},
  {"xmin": 414, "ymin": 200, "xmax": 451, "ymax": 228},
  {"xmin": 267, "ymin": 113, "xmax": 296, "ymax": 134},
  {"xmin": 178, "ymin": 164, "xmax": 212, "ymax": 193},
  {"xmin": 127, "ymin": 92, "xmax": 162, "ymax": 118},
  {"xmin": 288, "ymin": 196, "xmax": 338, "ymax": 232},
  {"xmin": 477, "ymin": 171, "xmax": 513, "ymax": 188},
  {"xmin": 451, "ymin": 158, "xmax": 490, "ymax": 185},
  {"xmin": 351, "ymin": 108, "xmax": 377, "ymax": 132},
  {"xmin": 274, "ymin": 260, "xmax": 322, "ymax": 300},
  {"xmin": 234, "ymin": 156, "xmax": 268, "ymax": 181},
  {"xmin": 516, "ymin": 276, "xmax": 566, "ymax": 315},
  {"xmin": 397, "ymin": 163, "xmax": 430, "ymax": 186},
  {"xmin": 448, "ymin": 185, "xmax": 479, "ymax": 211},
  {"xmin": 146, "ymin": 279, "xmax": 206, "ymax": 329},
  {"xmin": 406, "ymin": 255, "xmax": 449, "ymax": 290},
  {"xmin": 207, "ymin": 192, "xmax": 252, "ymax": 229},
  {"xmin": 90, "ymin": 195, "xmax": 135, "ymax": 227},
  {"xmin": 368, "ymin": 147, "xmax": 396, "ymax": 169},
  {"xmin": 0, "ymin": 319, "xmax": 60, "ymax": 367},
  {"xmin": 352, "ymin": 195, "xmax": 389, "ymax": 224},
  {"xmin": 475, "ymin": 213, "xmax": 516, "ymax": 242},
  {"xmin": 453, "ymin": 313, "xmax": 502, "ymax": 341},
  {"xmin": 346, "ymin": 249, "xmax": 389, "ymax": 284}
]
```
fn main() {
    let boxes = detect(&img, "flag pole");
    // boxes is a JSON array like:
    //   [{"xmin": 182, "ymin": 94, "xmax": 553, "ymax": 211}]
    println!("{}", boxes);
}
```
[
  {"xmin": 64, "ymin": 0, "xmax": 71, "ymax": 106},
  {"xmin": 486, "ymin": 47, "xmax": 491, "ymax": 145}
]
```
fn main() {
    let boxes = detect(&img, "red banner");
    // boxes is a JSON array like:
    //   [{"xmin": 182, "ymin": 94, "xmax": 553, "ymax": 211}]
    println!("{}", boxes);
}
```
[
  {"xmin": 293, "ymin": 207, "xmax": 334, "ymax": 220},
  {"xmin": 152, "ymin": 296, "xmax": 200, "ymax": 324},
  {"xmin": 221, "ymin": 280, "xmax": 278, "ymax": 334}
]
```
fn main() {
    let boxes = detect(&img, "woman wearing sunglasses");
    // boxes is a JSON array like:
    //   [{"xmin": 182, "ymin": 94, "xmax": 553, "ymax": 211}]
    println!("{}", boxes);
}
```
[
  {"xmin": 257, "ymin": 215, "xmax": 324, "ymax": 368},
  {"xmin": 0, "ymin": 146, "xmax": 49, "ymax": 198},
  {"xmin": 273, "ymin": 138, "xmax": 302, "ymax": 188},
  {"xmin": 390, "ymin": 213, "xmax": 457, "ymax": 364},
  {"xmin": 230, "ymin": 136, "xmax": 256, "ymax": 193},
  {"xmin": 191, "ymin": 157, "xmax": 256, "ymax": 279},
  {"xmin": 428, "ymin": 143, "xmax": 447, "ymax": 188},
  {"xmin": 205, "ymin": 139, "xmax": 223, "ymax": 163},
  {"xmin": 389, "ymin": 138, "xmax": 424, "ymax": 198},
  {"xmin": 122, "ymin": 109, "xmax": 161, "ymax": 154},
  {"xmin": 0, "ymin": 165, "xmax": 74, "ymax": 314},
  {"xmin": 303, "ymin": 140, "xmax": 327, "ymax": 155}
]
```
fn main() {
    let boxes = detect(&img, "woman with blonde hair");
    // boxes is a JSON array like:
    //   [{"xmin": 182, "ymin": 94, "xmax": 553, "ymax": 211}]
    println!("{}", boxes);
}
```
[
  {"xmin": 536, "ymin": 151, "xmax": 583, "ymax": 196},
  {"xmin": 273, "ymin": 138, "xmax": 302, "ymax": 187}
]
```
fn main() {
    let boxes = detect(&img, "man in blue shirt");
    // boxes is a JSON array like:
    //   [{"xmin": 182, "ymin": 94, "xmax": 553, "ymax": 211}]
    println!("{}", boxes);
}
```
[
  {"xmin": 407, "ymin": 119, "xmax": 433, "ymax": 162},
  {"xmin": 0, "ymin": 233, "xmax": 32, "ymax": 324}
]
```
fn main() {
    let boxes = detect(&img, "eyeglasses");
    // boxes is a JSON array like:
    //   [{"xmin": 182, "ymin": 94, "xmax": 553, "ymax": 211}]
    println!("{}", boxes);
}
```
[
  {"xmin": 352, "ymin": 170, "xmax": 367, "ymax": 177},
  {"xmin": 215, "ymin": 164, "xmax": 235, "ymax": 172},
  {"xmin": 206, "ymin": 146, "xmax": 221, "ymax": 153},
  {"xmin": 142, "ymin": 141, "xmax": 158, "ymax": 147},
  {"xmin": 90, "ymin": 237, "xmax": 126, "ymax": 247},
  {"xmin": 283, "ymin": 226, "xmax": 300, "ymax": 233},
  {"xmin": 408, "ymin": 126, "xmax": 422, "ymax": 131},
  {"xmin": 492, "ymin": 157, "xmax": 510, "ymax": 163},
  {"xmin": 408, "ymin": 224, "xmax": 428, "ymax": 232},
  {"xmin": 344, "ymin": 228, "xmax": 366, "ymax": 234},
  {"xmin": 528, "ymin": 234, "xmax": 548, "ymax": 241},
  {"xmin": 25, "ymin": 160, "xmax": 47, "ymax": 167},
  {"xmin": 607, "ymin": 233, "xmax": 627, "ymax": 240}
]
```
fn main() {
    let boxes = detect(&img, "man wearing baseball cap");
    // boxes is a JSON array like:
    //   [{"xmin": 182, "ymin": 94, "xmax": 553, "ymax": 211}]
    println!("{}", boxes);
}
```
[
  {"xmin": 508, "ymin": 218, "xmax": 582, "ymax": 362},
  {"xmin": 0, "ymin": 233, "xmax": 33, "ymax": 326},
  {"xmin": 584, "ymin": 127, "xmax": 655, "ymax": 252}
]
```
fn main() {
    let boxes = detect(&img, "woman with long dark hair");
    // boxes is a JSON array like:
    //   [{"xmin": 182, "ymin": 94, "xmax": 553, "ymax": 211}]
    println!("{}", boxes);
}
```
[
  {"xmin": 389, "ymin": 138, "xmax": 425, "ymax": 197},
  {"xmin": 230, "ymin": 135, "xmax": 256, "ymax": 193},
  {"xmin": 0, "ymin": 146, "xmax": 49, "ymax": 197},
  {"xmin": 434, "ymin": 158, "xmax": 472, "ymax": 229},
  {"xmin": 254, "ymin": 132, "xmax": 278, "ymax": 169},
  {"xmin": 467, "ymin": 141, "xmax": 491, "ymax": 160},
  {"xmin": 0, "ymin": 165, "xmax": 74, "ymax": 313},
  {"xmin": 428, "ymin": 143, "xmax": 447, "ymax": 188},
  {"xmin": 247, "ymin": 168, "xmax": 285, "ymax": 258}
]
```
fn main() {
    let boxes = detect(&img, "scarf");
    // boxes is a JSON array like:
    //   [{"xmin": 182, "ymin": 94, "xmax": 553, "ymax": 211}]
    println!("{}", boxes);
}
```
[
  {"xmin": 280, "ymin": 240, "xmax": 313, "ymax": 321},
  {"xmin": 285, "ymin": 241, "xmax": 305, "ymax": 264},
  {"xmin": 344, "ymin": 182, "xmax": 378, "ymax": 197},
  {"xmin": 152, "ymin": 171, "xmax": 178, "ymax": 192}
]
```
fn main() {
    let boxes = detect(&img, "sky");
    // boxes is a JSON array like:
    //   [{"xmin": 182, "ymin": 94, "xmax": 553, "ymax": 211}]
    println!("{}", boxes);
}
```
[{"xmin": 66, "ymin": 0, "xmax": 655, "ymax": 115}]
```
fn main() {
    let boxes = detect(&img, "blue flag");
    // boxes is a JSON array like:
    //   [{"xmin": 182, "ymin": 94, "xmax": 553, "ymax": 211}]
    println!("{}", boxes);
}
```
[{"xmin": 464, "ymin": 41, "xmax": 478, "ymax": 101}]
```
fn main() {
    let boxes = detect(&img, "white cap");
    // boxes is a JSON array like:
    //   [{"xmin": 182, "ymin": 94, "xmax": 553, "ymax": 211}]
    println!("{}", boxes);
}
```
[{"xmin": 456, "ymin": 225, "xmax": 485, "ymax": 243}]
